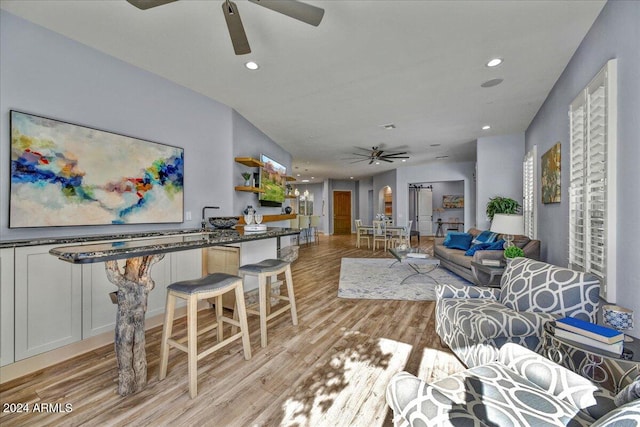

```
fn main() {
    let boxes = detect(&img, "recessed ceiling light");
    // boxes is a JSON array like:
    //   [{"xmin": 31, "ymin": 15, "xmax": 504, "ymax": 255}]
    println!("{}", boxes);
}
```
[
  {"xmin": 375, "ymin": 161, "xmax": 380, "ymax": 165},
  {"xmin": 482, "ymin": 125, "xmax": 491, "ymax": 130},
  {"xmin": 302, "ymin": 179, "xmax": 309, "ymax": 183},
  {"xmin": 296, "ymin": 174, "xmax": 301, "ymax": 177},
  {"xmin": 245, "ymin": 61, "xmax": 259, "ymax": 70},
  {"xmin": 401, "ymin": 159, "xmax": 407, "ymax": 162},
  {"xmin": 486, "ymin": 58, "xmax": 503, "ymax": 67},
  {"xmin": 311, "ymin": 177, "xmax": 314, "ymax": 179},
  {"xmin": 350, "ymin": 176, "xmax": 354, "ymax": 179},
  {"xmin": 481, "ymin": 78, "xmax": 503, "ymax": 88}
]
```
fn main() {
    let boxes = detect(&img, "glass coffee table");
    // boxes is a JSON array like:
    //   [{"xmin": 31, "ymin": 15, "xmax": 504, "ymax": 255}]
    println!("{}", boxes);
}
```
[{"xmin": 388, "ymin": 247, "xmax": 440, "ymax": 284}]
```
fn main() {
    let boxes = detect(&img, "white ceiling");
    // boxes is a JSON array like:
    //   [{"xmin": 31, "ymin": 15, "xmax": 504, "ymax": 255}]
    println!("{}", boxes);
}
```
[{"xmin": 1, "ymin": 0, "xmax": 606, "ymax": 183}]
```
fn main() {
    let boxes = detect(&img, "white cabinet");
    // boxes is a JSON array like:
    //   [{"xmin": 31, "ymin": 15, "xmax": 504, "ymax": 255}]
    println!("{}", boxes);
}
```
[
  {"xmin": 1, "ymin": 248, "xmax": 15, "ymax": 366},
  {"xmin": 14, "ymin": 244, "xmax": 82, "ymax": 361},
  {"xmin": 81, "ymin": 249, "xmax": 200, "ymax": 337}
]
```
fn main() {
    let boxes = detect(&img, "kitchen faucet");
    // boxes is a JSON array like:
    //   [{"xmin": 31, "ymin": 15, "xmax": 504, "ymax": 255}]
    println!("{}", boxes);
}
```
[{"xmin": 201, "ymin": 206, "xmax": 220, "ymax": 230}]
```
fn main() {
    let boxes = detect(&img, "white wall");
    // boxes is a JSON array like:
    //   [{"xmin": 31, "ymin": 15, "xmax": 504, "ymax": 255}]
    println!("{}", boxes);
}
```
[
  {"xmin": 476, "ymin": 133, "xmax": 525, "ymax": 230},
  {"xmin": 0, "ymin": 11, "xmax": 290, "ymax": 242},
  {"xmin": 525, "ymin": 0, "xmax": 640, "ymax": 332}
]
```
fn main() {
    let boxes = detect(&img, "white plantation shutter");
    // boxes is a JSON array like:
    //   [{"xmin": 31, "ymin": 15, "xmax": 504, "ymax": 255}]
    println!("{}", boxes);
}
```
[
  {"xmin": 523, "ymin": 146, "xmax": 537, "ymax": 239},
  {"xmin": 568, "ymin": 59, "xmax": 617, "ymax": 300},
  {"xmin": 569, "ymin": 95, "xmax": 587, "ymax": 270}
]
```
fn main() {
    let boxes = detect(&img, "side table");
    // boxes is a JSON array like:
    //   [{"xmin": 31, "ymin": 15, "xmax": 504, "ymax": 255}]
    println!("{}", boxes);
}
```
[
  {"xmin": 470, "ymin": 260, "xmax": 505, "ymax": 287},
  {"xmin": 542, "ymin": 321, "xmax": 640, "ymax": 393}
]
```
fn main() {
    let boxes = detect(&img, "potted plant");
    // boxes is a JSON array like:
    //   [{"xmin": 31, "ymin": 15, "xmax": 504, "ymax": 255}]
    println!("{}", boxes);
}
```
[
  {"xmin": 486, "ymin": 196, "xmax": 521, "ymax": 221},
  {"xmin": 503, "ymin": 245, "xmax": 524, "ymax": 264},
  {"xmin": 241, "ymin": 172, "xmax": 252, "ymax": 187}
]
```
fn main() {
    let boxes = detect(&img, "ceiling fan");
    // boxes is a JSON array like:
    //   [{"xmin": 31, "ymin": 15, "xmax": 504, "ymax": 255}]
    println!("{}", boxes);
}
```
[
  {"xmin": 126, "ymin": 0, "xmax": 325, "ymax": 55},
  {"xmin": 347, "ymin": 146, "xmax": 410, "ymax": 165}
]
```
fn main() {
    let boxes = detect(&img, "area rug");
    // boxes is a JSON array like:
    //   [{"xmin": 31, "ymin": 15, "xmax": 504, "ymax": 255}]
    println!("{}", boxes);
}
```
[
  {"xmin": 278, "ymin": 330, "xmax": 412, "ymax": 426},
  {"xmin": 338, "ymin": 257, "xmax": 472, "ymax": 301}
]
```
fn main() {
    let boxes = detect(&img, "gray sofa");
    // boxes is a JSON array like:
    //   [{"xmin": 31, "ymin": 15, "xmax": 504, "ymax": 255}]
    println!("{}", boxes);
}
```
[
  {"xmin": 386, "ymin": 343, "xmax": 640, "ymax": 427},
  {"xmin": 433, "ymin": 227, "xmax": 541, "ymax": 282}
]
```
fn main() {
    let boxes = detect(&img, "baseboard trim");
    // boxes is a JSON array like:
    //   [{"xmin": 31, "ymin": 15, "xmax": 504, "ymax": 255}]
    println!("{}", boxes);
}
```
[{"xmin": 0, "ymin": 306, "xmax": 191, "ymax": 384}]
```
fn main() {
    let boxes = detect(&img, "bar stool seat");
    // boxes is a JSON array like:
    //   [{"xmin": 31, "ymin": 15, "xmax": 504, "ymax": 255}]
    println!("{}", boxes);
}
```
[
  {"xmin": 159, "ymin": 273, "xmax": 251, "ymax": 399},
  {"xmin": 238, "ymin": 259, "xmax": 298, "ymax": 348}
]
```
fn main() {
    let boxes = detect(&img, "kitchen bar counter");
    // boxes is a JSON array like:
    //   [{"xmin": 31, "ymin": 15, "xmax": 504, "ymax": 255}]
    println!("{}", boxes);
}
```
[
  {"xmin": 49, "ymin": 227, "xmax": 299, "ymax": 264},
  {"xmin": 45, "ymin": 226, "xmax": 299, "ymax": 396}
]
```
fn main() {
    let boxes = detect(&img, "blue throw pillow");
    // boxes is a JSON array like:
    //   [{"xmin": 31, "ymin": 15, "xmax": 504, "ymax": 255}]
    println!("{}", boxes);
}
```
[
  {"xmin": 444, "ymin": 233, "xmax": 473, "ymax": 251},
  {"xmin": 487, "ymin": 239, "xmax": 506, "ymax": 250},
  {"xmin": 443, "ymin": 231, "xmax": 467, "ymax": 246},
  {"xmin": 472, "ymin": 230, "xmax": 498, "ymax": 245},
  {"xmin": 465, "ymin": 242, "xmax": 491, "ymax": 256}
]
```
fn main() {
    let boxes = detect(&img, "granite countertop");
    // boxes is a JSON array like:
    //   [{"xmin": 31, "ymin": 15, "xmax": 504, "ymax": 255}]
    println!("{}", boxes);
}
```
[
  {"xmin": 49, "ymin": 227, "xmax": 300, "ymax": 264},
  {"xmin": 0, "ymin": 228, "xmax": 214, "ymax": 249}
]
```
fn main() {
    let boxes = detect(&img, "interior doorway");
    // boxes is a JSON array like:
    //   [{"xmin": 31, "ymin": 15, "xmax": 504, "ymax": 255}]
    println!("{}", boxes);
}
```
[
  {"xmin": 333, "ymin": 190, "xmax": 352, "ymax": 235},
  {"xmin": 377, "ymin": 186, "xmax": 392, "ymax": 217},
  {"xmin": 409, "ymin": 180, "xmax": 465, "ymax": 236}
]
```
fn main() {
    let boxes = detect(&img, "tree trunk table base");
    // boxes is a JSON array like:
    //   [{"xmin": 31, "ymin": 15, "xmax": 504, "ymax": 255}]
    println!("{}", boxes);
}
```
[{"xmin": 105, "ymin": 254, "xmax": 164, "ymax": 396}]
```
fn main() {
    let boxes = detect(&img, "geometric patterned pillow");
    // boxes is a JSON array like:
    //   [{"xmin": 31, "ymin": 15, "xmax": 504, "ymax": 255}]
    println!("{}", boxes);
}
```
[{"xmin": 500, "ymin": 257, "xmax": 600, "ymax": 321}]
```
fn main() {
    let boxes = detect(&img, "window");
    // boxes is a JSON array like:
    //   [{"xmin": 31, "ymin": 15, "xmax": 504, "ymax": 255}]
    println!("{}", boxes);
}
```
[
  {"xmin": 299, "ymin": 191, "xmax": 314, "ymax": 216},
  {"xmin": 569, "ymin": 59, "xmax": 617, "ymax": 299},
  {"xmin": 523, "ymin": 146, "xmax": 537, "ymax": 239}
]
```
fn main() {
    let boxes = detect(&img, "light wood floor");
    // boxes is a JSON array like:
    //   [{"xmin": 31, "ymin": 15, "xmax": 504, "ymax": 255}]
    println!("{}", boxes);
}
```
[{"xmin": 0, "ymin": 234, "xmax": 465, "ymax": 426}]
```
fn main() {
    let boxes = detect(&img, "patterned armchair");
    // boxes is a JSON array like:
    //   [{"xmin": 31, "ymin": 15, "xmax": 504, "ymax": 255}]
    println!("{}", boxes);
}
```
[
  {"xmin": 436, "ymin": 257, "xmax": 600, "ymax": 368},
  {"xmin": 386, "ymin": 343, "xmax": 640, "ymax": 427}
]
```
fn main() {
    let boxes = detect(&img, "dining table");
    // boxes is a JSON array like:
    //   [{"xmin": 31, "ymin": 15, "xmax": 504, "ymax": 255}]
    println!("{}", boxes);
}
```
[{"xmin": 50, "ymin": 227, "xmax": 299, "ymax": 396}]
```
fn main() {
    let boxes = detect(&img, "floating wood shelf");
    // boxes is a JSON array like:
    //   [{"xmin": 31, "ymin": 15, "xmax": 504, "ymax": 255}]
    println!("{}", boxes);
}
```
[
  {"xmin": 234, "ymin": 186, "xmax": 264, "ymax": 193},
  {"xmin": 285, "ymin": 175, "xmax": 296, "ymax": 181},
  {"xmin": 285, "ymin": 195, "xmax": 298, "ymax": 199},
  {"xmin": 237, "ymin": 214, "xmax": 297, "ymax": 225},
  {"xmin": 234, "ymin": 157, "xmax": 263, "ymax": 168}
]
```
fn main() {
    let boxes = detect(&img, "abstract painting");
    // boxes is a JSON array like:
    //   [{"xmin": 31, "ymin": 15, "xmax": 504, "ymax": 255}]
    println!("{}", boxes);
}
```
[
  {"xmin": 442, "ymin": 195, "xmax": 464, "ymax": 209},
  {"xmin": 10, "ymin": 111, "xmax": 184, "ymax": 227},
  {"xmin": 541, "ymin": 142, "xmax": 561, "ymax": 204}
]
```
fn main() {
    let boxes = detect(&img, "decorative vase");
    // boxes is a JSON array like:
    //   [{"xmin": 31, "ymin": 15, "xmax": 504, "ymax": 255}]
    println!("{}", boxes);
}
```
[{"xmin": 285, "ymin": 206, "xmax": 292, "ymax": 214}]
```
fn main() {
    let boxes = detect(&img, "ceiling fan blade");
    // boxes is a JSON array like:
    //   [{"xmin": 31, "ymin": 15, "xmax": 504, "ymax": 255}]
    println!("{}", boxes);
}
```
[
  {"xmin": 222, "ymin": 0, "xmax": 251, "ymax": 55},
  {"xmin": 248, "ymin": 0, "xmax": 324, "ymax": 26},
  {"xmin": 380, "ymin": 158, "xmax": 394, "ymax": 163},
  {"xmin": 350, "ymin": 153, "xmax": 373, "ymax": 157},
  {"xmin": 126, "ymin": 0, "xmax": 178, "ymax": 10},
  {"xmin": 349, "ymin": 159, "xmax": 370, "ymax": 164}
]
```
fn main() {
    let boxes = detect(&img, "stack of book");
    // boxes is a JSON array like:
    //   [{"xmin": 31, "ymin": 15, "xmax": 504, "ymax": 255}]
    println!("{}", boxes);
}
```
[{"xmin": 554, "ymin": 317, "xmax": 624, "ymax": 355}]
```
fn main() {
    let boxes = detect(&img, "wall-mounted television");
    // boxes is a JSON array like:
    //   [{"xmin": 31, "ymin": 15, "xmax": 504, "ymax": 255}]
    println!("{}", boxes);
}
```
[{"xmin": 258, "ymin": 153, "xmax": 286, "ymax": 207}]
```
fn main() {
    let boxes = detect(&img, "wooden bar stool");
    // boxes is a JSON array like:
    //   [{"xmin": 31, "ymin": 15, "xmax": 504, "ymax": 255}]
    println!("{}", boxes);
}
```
[
  {"xmin": 158, "ymin": 273, "xmax": 251, "ymax": 399},
  {"xmin": 237, "ymin": 259, "xmax": 298, "ymax": 348}
]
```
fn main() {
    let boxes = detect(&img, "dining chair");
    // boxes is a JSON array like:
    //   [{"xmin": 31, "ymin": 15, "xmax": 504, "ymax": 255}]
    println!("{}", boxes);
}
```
[
  {"xmin": 373, "ymin": 220, "xmax": 388, "ymax": 251},
  {"xmin": 355, "ymin": 219, "xmax": 370, "ymax": 249}
]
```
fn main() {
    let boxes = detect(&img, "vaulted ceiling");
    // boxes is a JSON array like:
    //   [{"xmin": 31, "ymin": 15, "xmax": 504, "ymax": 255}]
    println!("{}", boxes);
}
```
[{"xmin": 0, "ymin": 0, "xmax": 606, "ymax": 183}]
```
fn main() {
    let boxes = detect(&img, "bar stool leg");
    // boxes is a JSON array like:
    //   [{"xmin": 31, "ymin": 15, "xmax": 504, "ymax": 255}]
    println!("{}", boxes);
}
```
[
  {"xmin": 234, "ymin": 284, "xmax": 252, "ymax": 360},
  {"xmin": 258, "ymin": 274, "xmax": 268, "ymax": 348},
  {"xmin": 159, "ymin": 291, "xmax": 176, "ymax": 381},
  {"xmin": 187, "ymin": 296, "xmax": 198, "ymax": 399},
  {"xmin": 215, "ymin": 295, "xmax": 224, "ymax": 342},
  {"xmin": 285, "ymin": 265, "xmax": 298, "ymax": 325}
]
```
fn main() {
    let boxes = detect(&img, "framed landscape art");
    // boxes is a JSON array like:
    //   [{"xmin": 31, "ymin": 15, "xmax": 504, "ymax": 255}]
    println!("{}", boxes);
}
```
[
  {"xmin": 442, "ymin": 195, "xmax": 464, "ymax": 209},
  {"xmin": 10, "ymin": 110, "xmax": 184, "ymax": 228},
  {"xmin": 541, "ymin": 142, "xmax": 561, "ymax": 204}
]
